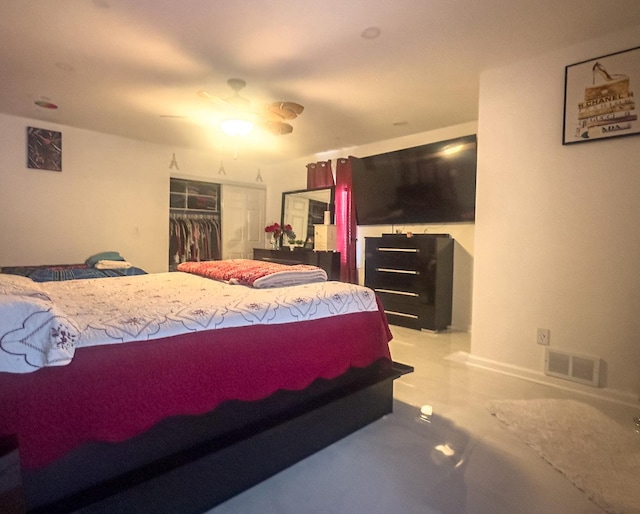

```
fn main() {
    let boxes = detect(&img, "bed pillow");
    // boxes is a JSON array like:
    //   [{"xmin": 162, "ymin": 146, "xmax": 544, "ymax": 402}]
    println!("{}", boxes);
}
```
[
  {"xmin": 94, "ymin": 260, "xmax": 133, "ymax": 269},
  {"xmin": 0, "ymin": 274, "xmax": 51, "ymax": 301},
  {"xmin": 85, "ymin": 251, "xmax": 125, "ymax": 267},
  {"xmin": 0, "ymin": 294, "xmax": 78, "ymax": 373}
]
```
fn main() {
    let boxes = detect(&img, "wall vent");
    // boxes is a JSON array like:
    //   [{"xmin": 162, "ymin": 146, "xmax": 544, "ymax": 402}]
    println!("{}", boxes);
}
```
[{"xmin": 544, "ymin": 348, "xmax": 601, "ymax": 387}]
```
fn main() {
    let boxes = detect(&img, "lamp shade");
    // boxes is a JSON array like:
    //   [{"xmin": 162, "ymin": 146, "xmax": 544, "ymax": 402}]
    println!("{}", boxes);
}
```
[{"xmin": 220, "ymin": 119, "xmax": 253, "ymax": 136}]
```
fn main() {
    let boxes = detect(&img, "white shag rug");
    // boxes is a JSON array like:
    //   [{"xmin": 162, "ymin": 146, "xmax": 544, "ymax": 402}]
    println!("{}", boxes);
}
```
[{"xmin": 488, "ymin": 398, "xmax": 640, "ymax": 514}]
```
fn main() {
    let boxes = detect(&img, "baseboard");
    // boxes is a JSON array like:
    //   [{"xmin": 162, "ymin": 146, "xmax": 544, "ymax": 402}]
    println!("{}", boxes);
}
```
[
  {"xmin": 449, "ymin": 323, "xmax": 472, "ymax": 333},
  {"xmin": 457, "ymin": 352, "xmax": 639, "ymax": 408}
]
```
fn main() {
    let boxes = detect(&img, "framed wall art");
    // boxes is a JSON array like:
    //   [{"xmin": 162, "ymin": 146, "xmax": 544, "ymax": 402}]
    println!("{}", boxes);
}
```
[
  {"xmin": 563, "ymin": 46, "xmax": 639, "ymax": 145},
  {"xmin": 27, "ymin": 127, "xmax": 62, "ymax": 171}
]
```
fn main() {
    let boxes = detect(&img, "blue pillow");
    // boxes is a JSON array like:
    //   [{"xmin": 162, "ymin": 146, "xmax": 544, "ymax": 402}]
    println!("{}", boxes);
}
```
[{"xmin": 85, "ymin": 251, "xmax": 125, "ymax": 267}]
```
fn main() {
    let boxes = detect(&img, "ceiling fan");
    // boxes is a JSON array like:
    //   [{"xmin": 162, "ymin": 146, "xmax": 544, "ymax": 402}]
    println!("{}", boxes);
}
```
[{"xmin": 198, "ymin": 78, "xmax": 304, "ymax": 136}]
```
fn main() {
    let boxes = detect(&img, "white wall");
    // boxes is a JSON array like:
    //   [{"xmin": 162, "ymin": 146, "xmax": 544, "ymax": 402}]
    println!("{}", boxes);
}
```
[
  {"xmin": 472, "ymin": 26, "xmax": 640, "ymax": 402},
  {"xmin": 0, "ymin": 113, "xmax": 267, "ymax": 272},
  {"xmin": 271, "ymin": 122, "xmax": 478, "ymax": 331}
]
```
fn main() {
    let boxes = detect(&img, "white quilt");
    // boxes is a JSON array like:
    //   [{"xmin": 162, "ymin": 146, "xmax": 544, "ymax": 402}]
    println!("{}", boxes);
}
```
[
  {"xmin": 0, "ymin": 272, "xmax": 379, "ymax": 373},
  {"xmin": 0, "ymin": 295, "xmax": 79, "ymax": 373}
]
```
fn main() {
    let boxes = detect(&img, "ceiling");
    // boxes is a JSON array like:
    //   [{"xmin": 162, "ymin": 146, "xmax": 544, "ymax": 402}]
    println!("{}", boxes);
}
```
[{"xmin": 2, "ymin": 0, "xmax": 639, "ymax": 164}]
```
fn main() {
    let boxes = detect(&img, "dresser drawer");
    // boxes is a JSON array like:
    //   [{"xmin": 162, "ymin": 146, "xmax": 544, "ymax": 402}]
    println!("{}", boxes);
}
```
[
  {"xmin": 365, "ymin": 268, "xmax": 433, "ymax": 296},
  {"xmin": 374, "ymin": 291, "xmax": 422, "ymax": 311},
  {"xmin": 374, "ymin": 291, "xmax": 439, "ymax": 330},
  {"xmin": 383, "ymin": 310, "xmax": 423, "ymax": 330},
  {"xmin": 366, "ymin": 248, "xmax": 422, "ymax": 270}
]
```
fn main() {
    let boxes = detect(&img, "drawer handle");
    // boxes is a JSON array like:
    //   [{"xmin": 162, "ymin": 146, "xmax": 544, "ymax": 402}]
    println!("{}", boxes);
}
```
[
  {"xmin": 378, "ymin": 247, "xmax": 419, "ymax": 253},
  {"xmin": 374, "ymin": 288, "xmax": 418, "ymax": 297},
  {"xmin": 384, "ymin": 310, "xmax": 419, "ymax": 319},
  {"xmin": 376, "ymin": 268, "xmax": 419, "ymax": 275}
]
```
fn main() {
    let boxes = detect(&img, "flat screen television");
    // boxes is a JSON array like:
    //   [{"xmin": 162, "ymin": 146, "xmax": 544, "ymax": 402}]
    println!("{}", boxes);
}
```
[{"xmin": 352, "ymin": 134, "xmax": 477, "ymax": 225}]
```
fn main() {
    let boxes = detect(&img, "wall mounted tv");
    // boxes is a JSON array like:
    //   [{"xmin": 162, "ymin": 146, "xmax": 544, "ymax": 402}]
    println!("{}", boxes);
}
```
[{"xmin": 352, "ymin": 134, "xmax": 477, "ymax": 225}]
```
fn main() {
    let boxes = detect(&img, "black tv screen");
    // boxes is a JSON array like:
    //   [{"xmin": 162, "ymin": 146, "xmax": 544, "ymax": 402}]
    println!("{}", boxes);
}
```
[{"xmin": 352, "ymin": 135, "xmax": 477, "ymax": 225}]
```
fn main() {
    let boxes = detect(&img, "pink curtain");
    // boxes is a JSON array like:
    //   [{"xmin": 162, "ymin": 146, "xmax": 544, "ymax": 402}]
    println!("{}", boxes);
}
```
[
  {"xmin": 335, "ymin": 157, "xmax": 358, "ymax": 283},
  {"xmin": 306, "ymin": 160, "xmax": 334, "ymax": 189}
]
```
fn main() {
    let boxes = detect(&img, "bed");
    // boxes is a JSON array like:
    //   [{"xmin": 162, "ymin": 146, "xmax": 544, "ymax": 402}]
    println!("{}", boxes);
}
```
[
  {"xmin": 0, "ymin": 260, "xmax": 410, "ymax": 513},
  {"xmin": 0, "ymin": 263, "xmax": 147, "ymax": 282},
  {"xmin": 0, "ymin": 251, "xmax": 147, "ymax": 283}
]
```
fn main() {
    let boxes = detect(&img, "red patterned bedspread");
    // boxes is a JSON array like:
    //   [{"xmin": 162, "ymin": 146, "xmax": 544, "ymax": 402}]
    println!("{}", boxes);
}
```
[
  {"xmin": 177, "ymin": 258, "xmax": 327, "ymax": 288},
  {"xmin": 0, "ymin": 305, "xmax": 392, "ymax": 469}
]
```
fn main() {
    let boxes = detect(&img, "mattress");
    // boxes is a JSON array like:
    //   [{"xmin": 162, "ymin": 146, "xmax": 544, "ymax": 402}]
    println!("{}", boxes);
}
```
[{"xmin": 1, "ymin": 263, "xmax": 147, "ymax": 282}]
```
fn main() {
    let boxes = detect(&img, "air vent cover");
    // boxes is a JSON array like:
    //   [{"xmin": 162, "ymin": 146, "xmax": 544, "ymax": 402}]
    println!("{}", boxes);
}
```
[{"xmin": 544, "ymin": 348, "xmax": 601, "ymax": 387}]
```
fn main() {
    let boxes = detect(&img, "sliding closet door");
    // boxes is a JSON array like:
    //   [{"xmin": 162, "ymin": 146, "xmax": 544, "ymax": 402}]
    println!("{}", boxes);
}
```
[{"xmin": 221, "ymin": 184, "xmax": 266, "ymax": 259}]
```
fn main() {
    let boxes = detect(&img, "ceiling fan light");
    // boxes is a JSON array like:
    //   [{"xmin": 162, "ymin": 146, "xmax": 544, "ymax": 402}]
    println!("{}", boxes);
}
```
[{"xmin": 220, "ymin": 119, "xmax": 253, "ymax": 136}]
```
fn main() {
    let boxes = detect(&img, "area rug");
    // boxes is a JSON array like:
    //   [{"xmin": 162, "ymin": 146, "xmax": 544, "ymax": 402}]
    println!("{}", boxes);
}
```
[{"xmin": 488, "ymin": 398, "xmax": 640, "ymax": 514}]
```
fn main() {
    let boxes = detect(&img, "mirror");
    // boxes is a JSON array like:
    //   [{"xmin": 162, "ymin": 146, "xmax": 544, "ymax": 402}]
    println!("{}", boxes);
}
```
[{"xmin": 281, "ymin": 187, "xmax": 335, "ymax": 247}]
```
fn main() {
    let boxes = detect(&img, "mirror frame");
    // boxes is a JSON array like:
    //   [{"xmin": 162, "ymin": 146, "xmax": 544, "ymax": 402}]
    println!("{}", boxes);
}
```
[{"xmin": 281, "ymin": 186, "xmax": 335, "ymax": 247}]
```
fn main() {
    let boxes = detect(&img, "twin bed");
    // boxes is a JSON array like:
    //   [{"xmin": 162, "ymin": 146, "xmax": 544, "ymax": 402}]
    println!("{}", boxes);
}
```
[
  {"xmin": 0, "ymin": 259, "xmax": 409, "ymax": 513},
  {"xmin": 0, "ymin": 252, "xmax": 147, "ymax": 283}
]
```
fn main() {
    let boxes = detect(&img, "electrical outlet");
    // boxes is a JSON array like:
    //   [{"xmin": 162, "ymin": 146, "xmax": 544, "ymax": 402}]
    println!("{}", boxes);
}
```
[{"xmin": 536, "ymin": 328, "xmax": 550, "ymax": 346}]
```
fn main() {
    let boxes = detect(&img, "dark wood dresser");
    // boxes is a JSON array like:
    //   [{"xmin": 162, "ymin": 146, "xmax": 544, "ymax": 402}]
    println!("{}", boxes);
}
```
[
  {"xmin": 253, "ymin": 248, "xmax": 341, "ymax": 281},
  {"xmin": 364, "ymin": 234, "xmax": 454, "ymax": 331}
]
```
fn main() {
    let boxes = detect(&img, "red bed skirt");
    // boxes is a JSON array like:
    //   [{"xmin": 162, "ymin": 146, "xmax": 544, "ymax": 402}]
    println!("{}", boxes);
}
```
[{"xmin": 0, "ymin": 309, "xmax": 392, "ymax": 469}]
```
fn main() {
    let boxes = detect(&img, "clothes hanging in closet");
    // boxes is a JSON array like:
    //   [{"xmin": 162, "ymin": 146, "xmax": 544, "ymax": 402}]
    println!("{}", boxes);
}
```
[{"xmin": 169, "ymin": 215, "xmax": 221, "ymax": 266}]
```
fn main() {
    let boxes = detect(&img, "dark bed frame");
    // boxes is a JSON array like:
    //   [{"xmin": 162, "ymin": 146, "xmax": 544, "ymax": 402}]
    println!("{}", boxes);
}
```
[{"xmin": 22, "ymin": 360, "xmax": 412, "ymax": 514}]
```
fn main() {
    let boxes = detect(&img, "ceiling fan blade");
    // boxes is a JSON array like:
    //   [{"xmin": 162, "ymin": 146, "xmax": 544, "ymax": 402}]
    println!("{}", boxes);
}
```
[
  {"xmin": 261, "ymin": 120, "xmax": 294, "ymax": 135},
  {"xmin": 199, "ymin": 88, "xmax": 252, "ymax": 113},
  {"xmin": 267, "ymin": 101, "xmax": 304, "ymax": 120},
  {"xmin": 197, "ymin": 90, "xmax": 215, "ymax": 102}
]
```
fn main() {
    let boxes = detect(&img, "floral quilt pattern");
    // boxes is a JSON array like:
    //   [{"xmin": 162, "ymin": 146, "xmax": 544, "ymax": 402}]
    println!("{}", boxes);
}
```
[
  {"xmin": 39, "ymin": 272, "xmax": 378, "ymax": 351},
  {"xmin": 0, "ymin": 295, "xmax": 79, "ymax": 373}
]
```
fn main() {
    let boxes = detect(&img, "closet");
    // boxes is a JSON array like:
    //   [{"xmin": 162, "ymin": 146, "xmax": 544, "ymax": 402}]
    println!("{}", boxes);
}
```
[{"xmin": 169, "ymin": 178, "xmax": 221, "ymax": 271}]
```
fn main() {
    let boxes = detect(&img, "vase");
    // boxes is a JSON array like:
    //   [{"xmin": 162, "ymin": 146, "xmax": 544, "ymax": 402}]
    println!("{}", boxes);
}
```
[{"xmin": 270, "ymin": 237, "xmax": 280, "ymax": 250}]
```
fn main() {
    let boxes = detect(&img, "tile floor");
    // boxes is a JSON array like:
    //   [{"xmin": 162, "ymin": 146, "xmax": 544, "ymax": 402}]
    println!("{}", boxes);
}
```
[{"xmin": 208, "ymin": 326, "xmax": 639, "ymax": 514}]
